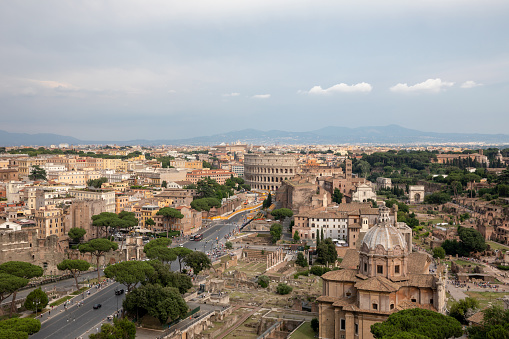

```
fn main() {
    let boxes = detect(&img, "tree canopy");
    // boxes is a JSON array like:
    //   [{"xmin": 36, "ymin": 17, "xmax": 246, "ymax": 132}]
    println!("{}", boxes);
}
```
[
  {"xmin": 449, "ymin": 297, "xmax": 479, "ymax": 324},
  {"xmin": 371, "ymin": 308, "xmax": 462, "ymax": 339},
  {"xmin": 68, "ymin": 227, "xmax": 86, "ymax": 243},
  {"xmin": 123, "ymin": 284, "xmax": 188, "ymax": 324},
  {"xmin": 196, "ymin": 177, "xmax": 233, "ymax": 200},
  {"xmin": 87, "ymin": 177, "xmax": 108, "ymax": 188},
  {"xmin": 79, "ymin": 239, "xmax": 118, "ymax": 281},
  {"xmin": 145, "ymin": 260, "xmax": 193, "ymax": 294},
  {"xmin": 271, "ymin": 208, "xmax": 293, "ymax": 220},
  {"xmin": 24, "ymin": 288, "xmax": 48, "ymax": 313},
  {"xmin": 104, "ymin": 261, "xmax": 155, "ymax": 292},
  {"xmin": 467, "ymin": 305, "xmax": 509, "ymax": 339},
  {"xmin": 0, "ymin": 273, "xmax": 28, "ymax": 305},
  {"xmin": 332, "ymin": 188, "xmax": 344, "ymax": 204},
  {"xmin": 316, "ymin": 238, "xmax": 338, "ymax": 265},
  {"xmin": 89, "ymin": 318, "xmax": 136, "ymax": 339},
  {"xmin": 28, "ymin": 165, "xmax": 46, "ymax": 181},
  {"xmin": 262, "ymin": 193, "xmax": 272, "ymax": 208},
  {"xmin": 183, "ymin": 251, "xmax": 211, "ymax": 275},
  {"xmin": 270, "ymin": 223, "xmax": 283, "ymax": 243},
  {"xmin": 0, "ymin": 261, "xmax": 44, "ymax": 316},
  {"xmin": 190, "ymin": 197, "xmax": 221, "ymax": 212},
  {"xmin": 144, "ymin": 238, "xmax": 172, "ymax": 252},
  {"xmin": 57, "ymin": 259, "xmax": 90, "ymax": 290},
  {"xmin": 92, "ymin": 211, "xmax": 138, "ymax": 238},
  {"xmin": 0, "ymin": 318, "xmax": 41, "ymax": 338},
  {"xmin": 172, "ymin": 247, "xmax": 193, "ymax": 272}
]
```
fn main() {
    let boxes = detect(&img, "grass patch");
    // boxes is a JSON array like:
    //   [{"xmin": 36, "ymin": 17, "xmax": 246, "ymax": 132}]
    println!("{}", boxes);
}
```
[
  {"xmin": 50, "ymin": 296, "xmax": 72, "ymax": 307},
  {"xmin": 464, "ymin": 291, "xmax": 509, "ymax": 309},
  {"xmin": 487, "ymin": 241, "xmax": 509, "ymax": 251},
  {"xmin": 454, "ymin": 259, "xmax": 481, "ymax": 266},
  {"xmin": 71, "ymin": 287, "xmax": 89, "ymax": 295},
  {"xmin": 290, "ymin": 322, "xmax": 315, "ymax": 339}
]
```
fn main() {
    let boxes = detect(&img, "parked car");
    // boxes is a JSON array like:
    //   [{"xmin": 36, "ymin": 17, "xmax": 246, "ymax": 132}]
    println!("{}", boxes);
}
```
[
  {"xmin": 93, "ymin": 304, "xmax": 102, "ymax": 309},
  {"xmin": 115, "ymin": 289, "xmax": 124, "ymax": 295}
]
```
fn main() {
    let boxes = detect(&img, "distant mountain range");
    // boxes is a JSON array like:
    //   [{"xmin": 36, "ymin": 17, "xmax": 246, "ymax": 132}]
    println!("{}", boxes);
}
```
[{"xmin": 2, "ymin": 125, "xmax": 509, "ymax": 147}]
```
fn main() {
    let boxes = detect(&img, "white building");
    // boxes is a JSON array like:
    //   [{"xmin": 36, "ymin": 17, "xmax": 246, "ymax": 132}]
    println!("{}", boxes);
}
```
[{"xmin": 351, "ymin": 183, "xmax": 377, "ymax": 203}]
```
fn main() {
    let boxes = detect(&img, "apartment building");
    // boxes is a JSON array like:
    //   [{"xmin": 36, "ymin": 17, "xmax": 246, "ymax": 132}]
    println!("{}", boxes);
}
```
[
  {"xmin": 35, "ymin": 205, "xmax": 65, "ymax": 238},
  {"xmin": 186, "ymin": 168, "xmax": 235, "ymax": 185},
  {"xmin": 68, "ymin": 189, "xmax": 115, "ymax": 213},
  {"xmin": 47, "ymin": 170, "xmax": 102, "ymax": 185}
]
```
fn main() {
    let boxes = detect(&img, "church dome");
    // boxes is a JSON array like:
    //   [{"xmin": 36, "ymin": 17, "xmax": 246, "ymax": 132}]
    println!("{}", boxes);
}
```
[{"xmin": 361, "ymin": 223, "xmax": 407, "ymax": 252}]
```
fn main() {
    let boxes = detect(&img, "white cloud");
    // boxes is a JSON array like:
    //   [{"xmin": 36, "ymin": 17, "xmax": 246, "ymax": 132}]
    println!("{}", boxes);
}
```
[
  {"xmin": 167, "ymin": 89, "xmax": 177, "ymax": 94},
  {"xmin": 460, "ymin": 80, "xmax": 483, "ymax": 89},
  {"xmin": 222, "ymin": 92, "xmax": 240, "ymax": 97},
  {"xmin": 390, "ymin": 78, "xmax": 454, "ymax": 93},
  {"xmin": 304, "ymin": 82, "xmax": 373, "ymax": 95},
  {"xmin": 252, "ymin": 94, "xmax": 271, "ymax": 99}
]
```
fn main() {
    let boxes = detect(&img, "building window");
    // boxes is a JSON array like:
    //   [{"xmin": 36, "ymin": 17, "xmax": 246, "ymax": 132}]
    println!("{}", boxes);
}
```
[
  {"xmin": 364, "ymin": 263, "xmax": 367, "ymax": 272},
  {"xmin": 390, "ymin": 304, "xmax": 394, "ymax": 310},
  {"xmin": 377, "ymin": 265, "xmax": 383, "ymax": 274},
  {"xmin": 355, "ymin": 323, "xmax": 358, "ymax": 335},
  {"xmin": 395, "ymin": 265, "xmax": 400, "ymax": 274},
  {"xmin": 372, "ymin": 303, "xmax": 378, "ymax": 310},
  {"xmin": 430, "ymin": 299, "xmax": 433, "ymax": 304},
  {"xmin": 340, "ymin": 319, "xmax": 346, "ymax": 330},
  {"xmin": 411, "ymin": 298, "xmax": 417, "ymax": 303}
]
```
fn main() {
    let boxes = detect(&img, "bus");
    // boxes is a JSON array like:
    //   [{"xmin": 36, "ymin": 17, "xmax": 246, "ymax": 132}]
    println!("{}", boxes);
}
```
[{"xmin": 194, "ymin": 234, "xmax": 203, "ymax": 241}]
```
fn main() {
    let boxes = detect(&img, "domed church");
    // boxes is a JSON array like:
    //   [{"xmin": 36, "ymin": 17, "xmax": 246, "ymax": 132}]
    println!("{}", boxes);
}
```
[{"xmin": 317, "ymin": 206, "xmax": 446, "ymax": 339}]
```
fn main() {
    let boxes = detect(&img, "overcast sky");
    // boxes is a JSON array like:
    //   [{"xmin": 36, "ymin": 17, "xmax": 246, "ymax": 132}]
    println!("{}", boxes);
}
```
[{"xmin": 1, "ymin": 1, "xmax": 508, "ymax": 141}]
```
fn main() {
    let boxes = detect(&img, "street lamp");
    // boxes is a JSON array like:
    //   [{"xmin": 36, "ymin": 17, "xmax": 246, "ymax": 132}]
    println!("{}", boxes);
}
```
[{"xmin": 35, "ymin": 298, "xmax": 40, "ymax": 318}]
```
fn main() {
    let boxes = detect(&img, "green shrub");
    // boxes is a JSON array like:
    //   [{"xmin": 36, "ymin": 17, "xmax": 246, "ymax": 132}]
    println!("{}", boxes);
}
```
[
  {"xmin": 276, "ymin": 283, "xmax": 293, "ymax": 295},
  {"xmin": 258, "ymin": 275, "xmax": 270, "ymax": 288}
]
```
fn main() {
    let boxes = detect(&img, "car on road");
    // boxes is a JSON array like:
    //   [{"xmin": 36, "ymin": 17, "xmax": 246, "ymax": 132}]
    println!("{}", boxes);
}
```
[
  {"xmin": 179, "ymin": 244, "xmax": 184, "ymax": 247},
  {"xmin": 115, "ymin": 289, "xmax": 124, "ymax": 295},
  {"xmin": 93, "ymin": 304, "xmax": 102, "ymax": 309}
]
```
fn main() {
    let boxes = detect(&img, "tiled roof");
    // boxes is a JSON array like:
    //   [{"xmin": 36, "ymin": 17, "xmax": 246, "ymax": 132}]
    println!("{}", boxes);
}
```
[
  {"xmin": 321, "ymin": 269, "xmax": 358, "ymax": 282},
  {"xmin": 355, "ymin": 276, "xmax": 400, "ymax": 292},
  {"xmin": 406, "ymin": 274, "xmax": 435, "ymax": 288},
  {"xmin": 339, "ymin": 249, "xmax": 360, "ymax": 270},
  {"xmin": 466, "ymin": 310, "xmax": 484, "ymax": 325},
  {"xmin": 408, "ymin": 252, "xmax": 432, "ymax": 274},
  {"xmin": 396, "ymin": 300, "xmax": 437, "ymax": 312}
]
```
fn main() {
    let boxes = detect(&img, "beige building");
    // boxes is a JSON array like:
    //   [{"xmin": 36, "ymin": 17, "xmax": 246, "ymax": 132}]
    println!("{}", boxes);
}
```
[
  {"xmin": 185, "ymin": 168, "xmax": 235, "ymax": 185},
  {"xmin": 318, "ymin": 207, "xmax": 446, "ymax": 339},
  {"xmin": 18, "ymin": 157, "xmax": 48, "ymax": 178},
  {"xmin": 47, "ymin": 170, "xmax": 101, "ymax": 185},
  {"xmin": 35, "ymin": 205, "xmax": 65, "ymax": 238},
  {"xmin": 244, "ymin": 153, "xmax": 300, "ymax": 191},
  {"xmin": 68, "ymin": 189, "xmax": 115, "ymax": 213}
]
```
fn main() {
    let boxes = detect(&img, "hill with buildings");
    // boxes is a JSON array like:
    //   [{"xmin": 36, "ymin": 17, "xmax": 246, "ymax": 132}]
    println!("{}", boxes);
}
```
[{"xmin": 2, "ymin": 125, "xmax": 509, "ymax": 146}]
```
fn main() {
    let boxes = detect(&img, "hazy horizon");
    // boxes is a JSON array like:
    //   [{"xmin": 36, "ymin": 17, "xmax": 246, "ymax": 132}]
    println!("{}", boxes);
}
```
[{"xmin": 1, "ymin": 1, "xmax": 508, "ymax": 140}]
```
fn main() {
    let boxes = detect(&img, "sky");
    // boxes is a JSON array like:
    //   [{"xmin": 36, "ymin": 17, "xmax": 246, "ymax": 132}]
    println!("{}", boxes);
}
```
[{"xmin": 0, "ymin": 0, "xmax": 508, "ymax": 141}]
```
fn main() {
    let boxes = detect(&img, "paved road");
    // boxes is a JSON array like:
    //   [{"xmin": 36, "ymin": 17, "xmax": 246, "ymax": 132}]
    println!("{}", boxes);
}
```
[
  {"xmin": 31, "ymin": 282, "xmax": 125, "ymax": 339},
  {"xmin": 1, "ymin": 270, "xmax": 103, "ymax": 307},
  {"xmin": 169, "ymin": 209, "xmax": 255, "ymax": 271}
]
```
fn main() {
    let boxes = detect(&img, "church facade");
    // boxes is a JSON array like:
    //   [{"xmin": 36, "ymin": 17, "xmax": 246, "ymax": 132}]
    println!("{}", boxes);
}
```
[{"xmin": 317, "ymin": 206, "xmax": 446, "ymax": 339}]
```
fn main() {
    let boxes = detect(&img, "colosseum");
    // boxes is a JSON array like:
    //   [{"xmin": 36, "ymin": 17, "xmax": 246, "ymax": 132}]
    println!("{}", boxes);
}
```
[{"xmin": 244, "ymin": 153, "xmax": 300, "ymax": 191}]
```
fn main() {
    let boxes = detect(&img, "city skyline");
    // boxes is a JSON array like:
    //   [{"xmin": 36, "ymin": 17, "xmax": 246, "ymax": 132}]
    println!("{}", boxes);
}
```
[{"xmin": 1, "ymin": 1, "xmax": 508, "ymax": 140}]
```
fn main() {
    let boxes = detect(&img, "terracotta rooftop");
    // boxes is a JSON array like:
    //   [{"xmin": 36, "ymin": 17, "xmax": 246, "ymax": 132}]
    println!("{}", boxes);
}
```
[
  {"xmin": 466, "ymin": 310, "xmax": 484, "ymax": 325},
  {"xmin": 407, "ymin": 252, "xmax": 432, "ymax": 274},
  {"xmin": 355, "ymin": 276, "xmax": 400, "ymax": 292},
  {"xmin": 339, "ymin": 249, "xmax": 360, "ymax": 270},
  {"xmin": 321, "ymin": 269, "xmax": 358, "ymax": 282}
]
